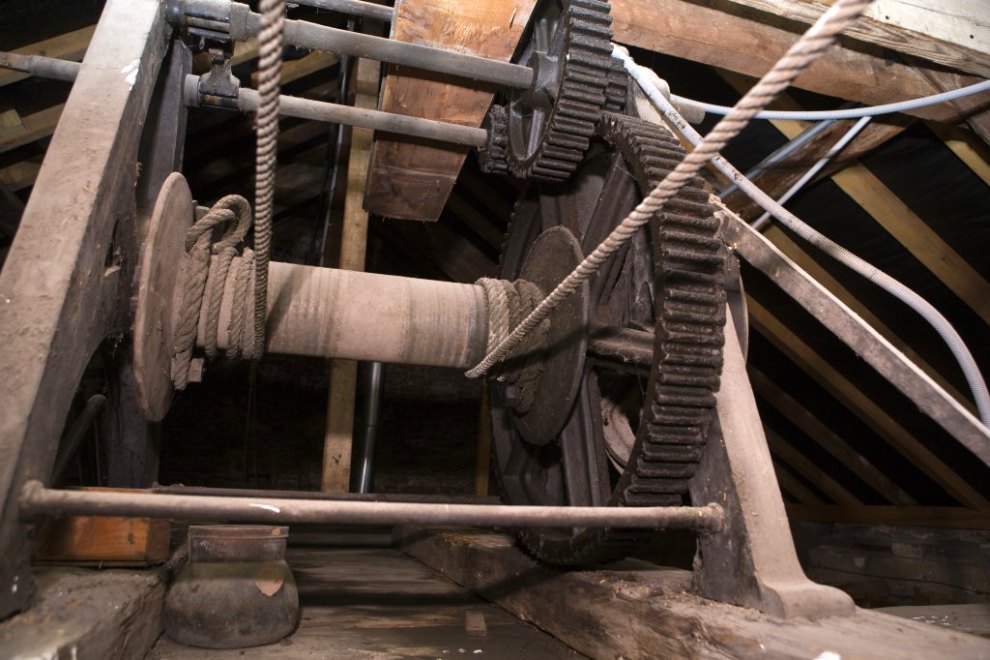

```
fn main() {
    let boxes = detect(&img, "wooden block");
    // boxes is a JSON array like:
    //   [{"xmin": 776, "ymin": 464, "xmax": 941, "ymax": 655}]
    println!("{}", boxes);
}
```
[
  {"xmin": 364, "ymin": 0, "xmax": 536, "ymax": 222},
  {"xmin": 35, "ymin": 515, "xmax": 170, "ymax": 565}
]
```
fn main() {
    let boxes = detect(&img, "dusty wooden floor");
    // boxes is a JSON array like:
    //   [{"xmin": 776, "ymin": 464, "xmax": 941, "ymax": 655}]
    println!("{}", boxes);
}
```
[{"xmin": 150, "ymin": 546, "xmax": 582, "ymax": 659}]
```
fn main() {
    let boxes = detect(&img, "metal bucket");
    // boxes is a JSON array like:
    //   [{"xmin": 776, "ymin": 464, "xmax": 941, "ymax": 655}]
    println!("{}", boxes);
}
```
[{"xmin": 164, "ymin": 524, "xmax": 299, "ymax": 648}]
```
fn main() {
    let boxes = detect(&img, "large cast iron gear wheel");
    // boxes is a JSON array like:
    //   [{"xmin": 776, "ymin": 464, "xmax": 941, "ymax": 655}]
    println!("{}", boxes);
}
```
[
  {"xmin": 490, "ymin": 112, "xmax": 728, "ymax": 566},
  {"xmin": 505, "ymin": 0, "xmax": 614, "ymax": 182}
]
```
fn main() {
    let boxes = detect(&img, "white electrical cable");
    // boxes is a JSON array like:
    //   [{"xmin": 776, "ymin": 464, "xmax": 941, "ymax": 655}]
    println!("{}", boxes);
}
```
[
  {"xmin": 613, "ymin": 45, "xmax": 990, "ymax": 428},
  {"xmin": 670, "ymin": 79, "xmax": 990, "ymax": 122},
  {"xmin": 751, "ymin": 114, "xmax": 871, "ymax": 231}
]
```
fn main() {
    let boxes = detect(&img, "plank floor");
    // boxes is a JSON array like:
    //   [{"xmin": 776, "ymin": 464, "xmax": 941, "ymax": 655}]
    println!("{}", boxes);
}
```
[{"xmin": 150, "ymin": 546, "xmax": 582, "ymax": 659}]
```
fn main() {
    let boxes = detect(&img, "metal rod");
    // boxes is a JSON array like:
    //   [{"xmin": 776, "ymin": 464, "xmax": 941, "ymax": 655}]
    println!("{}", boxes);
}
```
[
  {"xmin": 292, "ymin": 0, "xmax": 393, "ymax": 23},
  {"xmin": 0, "ymin": 53, "xmax": 488, "ymax": 148},
  {"xmin": 0, "ymin": 52, "xmax": 81, "ymax": 82},
  {"xmin": 20, "ymin": 480, "xmax": 724, "ymax": 530},
  {"xmin": 153, "ymin": 485, "xmax": 499, "ymax": 504},
  {"xmin": 353, "ymin": 361, "xmax": 383, "ymax": 493},
  {"xmin": 222, "ymin": 81, "xmax": 488, "ymax": 147},
  {"xmin": 219, "ymin": 0, "xmax": 534, "ymax": 89}
]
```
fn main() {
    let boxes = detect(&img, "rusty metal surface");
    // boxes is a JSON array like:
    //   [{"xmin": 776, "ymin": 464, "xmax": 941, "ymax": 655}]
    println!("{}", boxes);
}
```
[{"xmin": 0, "ymin": 0, "xmax": 170, "ymax": 618}]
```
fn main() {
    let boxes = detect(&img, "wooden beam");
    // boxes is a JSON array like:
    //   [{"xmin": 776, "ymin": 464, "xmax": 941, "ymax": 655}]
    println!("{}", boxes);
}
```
[
  {"xmin": 756, "ymin": 225, "xmax": 974, "ymax": 414},
  {"xmin": 322, "ymin": 57, "xmax": 379, "ymax": 493},
  {"xmin": 713, "ymin": 0, "xmax": 990, "ymax": 79},
  {"xmin": 0, "ymin": 25, "xmax": 95, "ymax": 88},
  {"xmin": 747, "ymin": 296, "xmax": 990, "ymax": 509},
  {"xmin": 765, "ymin": 427, "xmax": 862, "ymax": 506},
  {"xmin": 364, "ymin": 0, "xmax": 536, "ymax": 222},
  {"xmin": 0, "ymin": 158, "xmax": 42, "ymax": 192},
  {"xmin": 722, "ymin": 118, "xmax": 912, "ymax": 221},
  {"xmin": 446, "ymin": 191, "xmax": 503, "ymax": 248},
  {"xmin": 830, "ymin": 163, "xmax": 990, "ymax": 325},
  {"xmin": 608, "ymin": 0, "xmax": 990, "ymax": 124},
  {"xmin": 752, "ymin": 368, "xmax": 915, "ymax": 505},
  {"xmin": 34, "ymin": 515, "xmax": 170, "ymax": 565},
  {"xmin": 0, "ymin": 104, "xmax": 64, "ymax": 155},
  {"xmin": 400, "ymin": 528, "xmax": 990, "ymax": 659},
  {"xmin": 772, "ymin": 458, "xmax": 825, "ymax": 505},
  {"xmin": 721, "ymin": 73, "xmax": 990, "ymax": 325},
  {"xmin": 787, "ymin": 504, "xmax": 990, "ymax": 529},
  {"xmin": 928, "ymin": 122, "xmax": 990, "ymax": 186}
]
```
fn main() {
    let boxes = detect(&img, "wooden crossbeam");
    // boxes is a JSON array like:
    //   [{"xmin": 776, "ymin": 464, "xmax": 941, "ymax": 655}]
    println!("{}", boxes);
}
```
[
  {"xmin": 0, "ymin": 25, "xmax": 95, "ymax": 87},
  {"xmin": 765, "ymin": 426, "xmax": 862, "ymax": 506},
  {"xmin": 609, "ymin": 0, "xmax": 990, "ymax": 125},
  {"xmin": 716, "ymin": 0, "xmax": 990, "ymax": 79},
  {"xmin": 747, "ymin": 295, "xmax": 990, "ymax": 509},
  {"xmin": 787, "ymin": 504, "xmax": 990, "ymax": 529},
  {"xmin": 751, "ymin": 367, "xmax": 915, "ymax": 505}
]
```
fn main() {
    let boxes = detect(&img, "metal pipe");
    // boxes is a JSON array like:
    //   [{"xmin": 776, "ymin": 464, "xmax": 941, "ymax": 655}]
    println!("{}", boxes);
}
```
[
  {"xmin": 152, "ymin": 485, "xmax": 499, "ymax": 504},
  {"xmin": 0, "ymin": 53, "xmax": 488, "ymax": 148},
  {"xmin": 200, "ymin": 258, "xmax": 490, "ymax": 368},
  {"xmin": 219, "ymin": 0, "xmax": 534, "ymax": 89},
  {"xmin": 20, "ymin": 480, "xmax": 725, "ymax": 531},
  {"xmin": 352, "ymin": 361, "xmax": 383, "ymax": 493},
  {"xmin": 292, "ymin": 0, "xmax": 393, "ymax": 23},
  {"xmin": 0, "ymin": 52, "xmax": 81, "ymax": 82},
  {"xmin": 185, "ymin": 74, "xmax": 488, "ymax": 146}
]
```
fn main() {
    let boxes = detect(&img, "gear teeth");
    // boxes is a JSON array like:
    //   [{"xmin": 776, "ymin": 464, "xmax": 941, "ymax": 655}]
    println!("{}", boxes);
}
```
[{"xmin": 507, "ymin": 0, "xmax": 614, "ymax": 182}]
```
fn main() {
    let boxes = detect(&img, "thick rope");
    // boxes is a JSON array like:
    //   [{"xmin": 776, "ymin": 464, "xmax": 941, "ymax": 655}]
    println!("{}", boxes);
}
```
[
  {"xmin": 252, "ymin": 0, "xmax": 285, "ymax": 359},
  {"xmin": 173, "ymin": 196, "xmax": 253, "ymax": 389},
  {"xmin": 465, "ymin": 0, "xmax": 872, "ymax": 379}
]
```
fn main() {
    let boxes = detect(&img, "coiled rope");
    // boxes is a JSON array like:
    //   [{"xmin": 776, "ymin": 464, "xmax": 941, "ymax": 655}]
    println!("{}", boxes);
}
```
[
  {"xmin": 173, "ymin": 196, "xmax": 257, "ymax": 389},
  {"xmin": 252, "ymin": 0, "xmax": 286, "ymax": 359},
  {"xmin": 465, "ymin": 0, "xmax": 872, "ymax": 379}
]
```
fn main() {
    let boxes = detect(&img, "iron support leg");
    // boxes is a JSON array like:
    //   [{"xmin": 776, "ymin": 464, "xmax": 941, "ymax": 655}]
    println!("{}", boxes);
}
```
[{"xmin": 690, "ymin": 305, "xmax": 855, "ymax": 619}]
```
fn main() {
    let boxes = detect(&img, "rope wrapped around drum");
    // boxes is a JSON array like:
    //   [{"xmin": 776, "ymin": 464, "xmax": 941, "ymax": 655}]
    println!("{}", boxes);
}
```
[{"xmin": 172, "ymin": 196, "xmax": 259, "ymax": 390}]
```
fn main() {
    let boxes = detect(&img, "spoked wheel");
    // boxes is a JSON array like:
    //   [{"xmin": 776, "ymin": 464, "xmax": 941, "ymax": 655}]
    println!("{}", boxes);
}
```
[{"xmin": 491, "ymin": 113, "xmax": 728, "ymax": 566}]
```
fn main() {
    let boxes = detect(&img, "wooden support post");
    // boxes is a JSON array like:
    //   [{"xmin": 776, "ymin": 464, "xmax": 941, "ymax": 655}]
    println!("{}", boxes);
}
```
[{"xmin": 321, "ymin": 56, "xmax": 379, "ymax": 493}]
